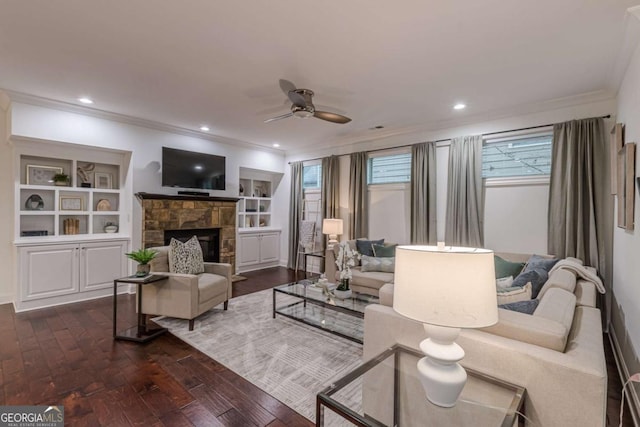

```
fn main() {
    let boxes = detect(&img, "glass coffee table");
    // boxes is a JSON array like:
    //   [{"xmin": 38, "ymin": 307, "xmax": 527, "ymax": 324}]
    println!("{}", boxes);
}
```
[
  {"xmin": 273, "ymin": 280, "xmax": 378, "ymax": 344},
  {"xmin": 317, "ymin": 344, "xmax": 526, "ymax": 427}
]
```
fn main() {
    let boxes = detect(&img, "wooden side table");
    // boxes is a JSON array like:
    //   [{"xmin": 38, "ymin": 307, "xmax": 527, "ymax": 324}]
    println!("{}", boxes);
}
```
[{"xmin": 113, "ymin": 274, "xmax": 169, "ymax": 343}]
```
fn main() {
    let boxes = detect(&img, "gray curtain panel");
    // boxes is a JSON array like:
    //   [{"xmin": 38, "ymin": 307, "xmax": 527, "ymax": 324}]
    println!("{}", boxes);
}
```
[
  {"xmin": 410, "ymin": 142, "xmax": 437, "ymax": 244},
  {"xmin": 322, "ymin": 155, "xmax": 341, "ymax": 246},
  {"xmin": 548, "ymin": 118, "xmax": 613, "ymax": 323},
  {"xmin": 322, "ymin": 155, "xmax": 340, "ymax": 219},
  {"xmin": 445, "ymin": 135, "xmax": 484, "ymax": 247},
  {"xmin": 287, "ymin": 161, "xmax": 303, "ymax": 269},
  {"xmin": 349, "ymin": 152, "xmax": 369, "ymax": 239}
]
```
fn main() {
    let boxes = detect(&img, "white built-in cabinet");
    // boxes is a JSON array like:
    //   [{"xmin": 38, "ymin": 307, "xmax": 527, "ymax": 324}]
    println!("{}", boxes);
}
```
[
  {"xmin": 12, "ymin": 137, "xmax": 132, "ymax": 311},
  {"xmin": 236, "ymin": 167, "xmax": 283, "ymax": 273},
  {"xmin": 17, "ymin": 240, "xmax": 128, "ymax": 311},
  {"xmin": 237, "ymin": 230, "xmax": 281, "ymax": 273}
]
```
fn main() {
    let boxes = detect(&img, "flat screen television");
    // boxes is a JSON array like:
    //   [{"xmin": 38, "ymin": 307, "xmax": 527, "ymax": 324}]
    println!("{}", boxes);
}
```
[{"xmin": 162, "ymin": 147, "xmax": 226, "ymax": 190}]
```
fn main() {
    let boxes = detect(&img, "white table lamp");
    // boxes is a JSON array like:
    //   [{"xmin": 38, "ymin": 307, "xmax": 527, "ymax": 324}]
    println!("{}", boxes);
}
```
[
  {"xmin": 322, "ymin": 218, "xmax": 343, "ymax": 247},
  {"xmin": 393, "ymin": 245, "xmax": 497, "ymax": 407}
]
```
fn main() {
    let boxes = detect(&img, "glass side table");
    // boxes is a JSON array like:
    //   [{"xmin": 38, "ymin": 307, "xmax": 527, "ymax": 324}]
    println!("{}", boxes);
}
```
[{"xmin": 316, "ymin": 344, "xmax": 525, "ymax": 427}]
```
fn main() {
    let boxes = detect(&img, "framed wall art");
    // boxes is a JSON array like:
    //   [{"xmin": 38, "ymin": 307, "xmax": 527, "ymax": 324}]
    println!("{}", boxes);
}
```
[
  {"xmin": 94, "ymin": 172, "xmax": 113, "ymax": 189},
  {"xmin": 26, "ymin": 165, "xmax": 63, "ymax": 186},
  {"xmin": 60, "ymin": 196, "xmax": 83, "ymax": 211},
  {"xmin": 610, "ymin": 123, "xmax": 624, "ymax": 195},
  {"xmin": 617, "ymin": 142, "xmax": 636, "ymax": 230}
]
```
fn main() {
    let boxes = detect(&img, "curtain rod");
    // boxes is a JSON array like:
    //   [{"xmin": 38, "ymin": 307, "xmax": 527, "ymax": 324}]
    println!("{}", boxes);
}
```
[{"xmin": 288, "ymin": 114, "xmax": 611, "ymax": 164}]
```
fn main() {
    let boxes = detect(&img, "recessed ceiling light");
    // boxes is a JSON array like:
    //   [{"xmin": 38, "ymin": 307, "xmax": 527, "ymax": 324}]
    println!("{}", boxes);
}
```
[
  {"xmin": 272, "ymin": 143, "xmax": 280, "ymax": 148},
  {"xmin": 78, "ymin": 97, "xmax": 93, "ymax": 104},
  {"xmin": 453, "ymin": 103, "xmax": 466, "ymax": 110},
  {"xmin": 194, "ymin": 165, "xmax": 203, "ymax": 171},
  {"xmin": 200, "ymin": 126, "xmax": 210, "ymax": 132}
]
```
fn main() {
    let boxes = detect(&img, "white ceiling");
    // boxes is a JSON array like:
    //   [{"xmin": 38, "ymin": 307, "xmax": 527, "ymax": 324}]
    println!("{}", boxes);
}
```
[{"xmin": 0, "ymin": 1, "xmax": 638, "ymax": 153}]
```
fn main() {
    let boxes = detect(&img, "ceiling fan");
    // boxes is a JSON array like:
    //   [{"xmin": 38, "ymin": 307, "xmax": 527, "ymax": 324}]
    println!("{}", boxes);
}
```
[{"xmin": 264, "ymin": 81, "xmax": 351, "ymax": 124}]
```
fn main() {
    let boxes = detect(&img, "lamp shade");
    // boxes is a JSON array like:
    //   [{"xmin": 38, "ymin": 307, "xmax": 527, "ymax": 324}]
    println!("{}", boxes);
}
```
[
  {"xmin": 322, "ymin": 218, "xmax": 343, "ymax": 236},
  {"xmin": 393, "ymin": 245, "xmax": 498, "ymax": 329}
]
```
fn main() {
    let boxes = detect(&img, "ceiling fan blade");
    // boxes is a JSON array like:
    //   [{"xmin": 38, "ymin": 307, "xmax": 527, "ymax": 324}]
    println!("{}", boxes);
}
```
[
  {"xmin": 313, "ymin": 111, "xmax": 352, "ymax": 124},
  {"xmin": 279, "ymin": 79, "xmax": 297, "ymax": 95},
  {"xmin": 264, "ymin": 112, "xmax": 293, "ymax": 123},
  {"xmin": 287, "ymin": 90, "xmax": 307, "ymax": 108}
]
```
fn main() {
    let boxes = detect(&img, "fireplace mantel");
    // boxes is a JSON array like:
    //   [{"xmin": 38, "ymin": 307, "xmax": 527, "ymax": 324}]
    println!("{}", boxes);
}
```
[{"xmin": 136, "ymin": 192, "xmax": 240, "ymax": 203}]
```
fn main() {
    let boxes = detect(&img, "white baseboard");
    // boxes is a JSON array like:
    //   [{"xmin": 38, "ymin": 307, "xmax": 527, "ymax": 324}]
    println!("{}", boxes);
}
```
[{"xmin": 609, "ymin": 326, "xmax": 640, "ymax": 426}]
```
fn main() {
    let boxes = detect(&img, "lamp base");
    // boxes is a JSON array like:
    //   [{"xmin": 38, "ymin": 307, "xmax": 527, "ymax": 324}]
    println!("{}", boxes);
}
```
[
  {"xmin": 327, "ymin": 235, "xmax": 338, "ymax": 249},
  {"xmin": 417, "ymin": 324, "xmax": 467, "ymax": 407}
]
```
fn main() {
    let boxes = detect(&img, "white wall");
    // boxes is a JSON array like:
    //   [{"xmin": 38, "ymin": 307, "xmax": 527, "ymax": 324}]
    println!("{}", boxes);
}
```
[
  {"xmin": 612, "ymin": 14, "xmax": 640, "ymax": 365},
  {"xmin": 0, "ymin": 98, "xmax": 14, "ymax": 303},
  {"xmin": 0, "ymin": 100, "xmax": 287, "ymax": 301}
]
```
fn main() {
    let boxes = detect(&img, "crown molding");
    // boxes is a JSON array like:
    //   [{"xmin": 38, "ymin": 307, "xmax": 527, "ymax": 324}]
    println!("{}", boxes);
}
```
[
  {"xmin": 286, "ymin": 89, "xmax": 616, "ymax": 158},
  {"xmin": 2, "ymin": 90, "xmax": 284, "ymax": 156}
]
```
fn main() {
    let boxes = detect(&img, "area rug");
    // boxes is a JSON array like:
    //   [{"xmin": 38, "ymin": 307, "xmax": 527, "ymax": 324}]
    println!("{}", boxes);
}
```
[{"xmin": 153, "ymin": 289, "xmax": 363, "ymax": 422}]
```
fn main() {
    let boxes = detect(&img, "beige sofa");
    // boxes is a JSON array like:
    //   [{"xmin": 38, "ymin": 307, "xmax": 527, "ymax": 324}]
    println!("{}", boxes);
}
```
[
  {"xmin": 363, "ymin": 253, "xmax": 606, "ymax": 427},
  {"xmin": 325, "ymin": 239, "xmax": 396, "ymax": 296}
]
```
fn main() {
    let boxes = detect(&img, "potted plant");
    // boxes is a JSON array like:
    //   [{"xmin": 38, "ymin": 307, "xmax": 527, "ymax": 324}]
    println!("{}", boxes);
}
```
[
  {"xmin": 53, "ymin": 173, "xmax": 70, "ymax": 186},
  {"xmin": 125, "ymin": 248, "xmax": 158, "ymax": 277},
  {"xmin": 334, "ymin": 242, "xmax": 360, "ymax": 299}
]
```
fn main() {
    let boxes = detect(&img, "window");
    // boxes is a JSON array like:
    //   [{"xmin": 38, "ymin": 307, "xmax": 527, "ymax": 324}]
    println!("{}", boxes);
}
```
[
  {"xmin": 303, "ymin": 164, "xmax": 322, "ymax": 189},
  {"xmin": 367, "ymin": 153, "xmax": 411, "ymax": 184},
  {"xmin": 482, "ymin": 134, "xmax": 552, "ymax": 178}
]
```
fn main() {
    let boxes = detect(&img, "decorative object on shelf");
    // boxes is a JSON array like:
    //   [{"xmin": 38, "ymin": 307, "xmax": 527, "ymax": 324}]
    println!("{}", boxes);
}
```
[
  {"xmin": 262, "ymin": 192, "xmax": 267, "ymax": 197},
  {"xmin": 259, "ymin": 204, "xmax": 266, "ymax": 212},
  {"xmin": 323, "ymin": 218, "xmax": 344, "ymax": 248},
  {"xmin": 104, "ymin": 222, "xmax": 118, "ymax": 233},
  {"xmin": 259, "ymin": 219, "xmax": 266, "ymax": 227},
  {"xmin": 24, "ymin": 194, "xmax": 44, "ymax": 210},
  {"xmin": 334, "ymin": 241, "xmax": 360, "ymax": 299},
  {"xmin": 21, "ymin": 230, "xmax": 48, "ymax": 237},
  {"xmin": 63, "ymin": 218, "xmax": 80, "ymax": 235},
  {"xmin": 53, "ymin": 173, "xmax": 70, "ymax": 186},
  {"xmin": 96, "ymin": 199, "xmax": 112, "ymax": 211},
  {"xmin": 246, "ymin": 208, "xmax": 257, "ymax": 212},
  {"xmin": 95, "ymin": 172, "xmax": 113, "ymax": 189},
  {"xmin": 60, "ymin": 196, "xmax": 83, "ymax": 211},
  {"xmin": 393, "ymin": 245, "xmax": 498, "ymax": 408},
  {"xmin": 77, "ymin": 162, "xmax": 95, "ymax": 187},
  {"xmin": 26, "ymin": 165, "xmax": 63, "ymax": 186},
  {"xmin": 239, "ymin": 183, "xmax": 244, "ymax": 196},
  {"xmin": 125, "ymin": 248, "xmax": 158, "ymax": 277}
]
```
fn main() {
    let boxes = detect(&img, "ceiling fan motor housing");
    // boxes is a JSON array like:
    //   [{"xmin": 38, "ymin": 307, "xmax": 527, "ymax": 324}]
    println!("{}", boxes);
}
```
[{"xmin": 290, "ymin": 89, "xmax": 315, "ymax": 118}]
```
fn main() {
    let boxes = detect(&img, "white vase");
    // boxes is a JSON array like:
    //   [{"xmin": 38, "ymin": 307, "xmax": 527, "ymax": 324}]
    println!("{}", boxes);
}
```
[{"xmin": 334, "ymin": 289, "xmax": 352, "ymax": 299}]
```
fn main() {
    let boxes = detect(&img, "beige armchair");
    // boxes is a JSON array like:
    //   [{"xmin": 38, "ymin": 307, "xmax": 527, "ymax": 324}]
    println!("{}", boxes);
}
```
[{"xmin": 141, "ymin": 246, "xmax": 233, "ymax": 330}]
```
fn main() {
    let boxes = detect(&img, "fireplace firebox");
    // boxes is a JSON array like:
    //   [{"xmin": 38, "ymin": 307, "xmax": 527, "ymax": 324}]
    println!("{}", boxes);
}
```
[{"xmin": 164, "ymin": 228, "xmax": 220, "ymax": 263}]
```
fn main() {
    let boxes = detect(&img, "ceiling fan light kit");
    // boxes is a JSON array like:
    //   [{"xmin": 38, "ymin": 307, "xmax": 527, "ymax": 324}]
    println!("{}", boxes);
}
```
[{"xmin": 264, "ymin": 83, "xmax": 351, "ymax": 124}]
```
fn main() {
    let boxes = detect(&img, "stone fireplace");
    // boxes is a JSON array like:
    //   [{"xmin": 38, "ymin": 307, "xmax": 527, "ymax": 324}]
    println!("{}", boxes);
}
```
[{"xmin": 136, "ymin": 193, "xmax": 238, "ymax": 271}]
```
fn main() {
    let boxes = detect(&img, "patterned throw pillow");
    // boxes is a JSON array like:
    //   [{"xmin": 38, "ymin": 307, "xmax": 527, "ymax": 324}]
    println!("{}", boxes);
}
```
[
  {"xmin": 169, "ymin": 236, "xmax": 205, "ymax": 274},
  {"xmin": 360, "ymin": 254, "xmax": 395, "ymax": 273}
]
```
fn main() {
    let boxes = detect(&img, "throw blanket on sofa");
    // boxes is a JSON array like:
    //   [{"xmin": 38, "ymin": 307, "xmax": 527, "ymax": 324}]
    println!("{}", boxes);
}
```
[{"xmin": 549, "ymin": 259, "xmax": 605, "ymax": 294}]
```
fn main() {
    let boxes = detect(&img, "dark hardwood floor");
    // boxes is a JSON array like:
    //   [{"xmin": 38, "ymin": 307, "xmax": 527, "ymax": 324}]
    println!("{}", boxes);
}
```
[{"xmin": 0, "ymin": 266, "xmax": 634, "ymax": 426}]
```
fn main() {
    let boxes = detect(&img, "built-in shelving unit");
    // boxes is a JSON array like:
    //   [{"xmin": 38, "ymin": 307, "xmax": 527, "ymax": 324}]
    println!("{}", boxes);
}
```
[
  {"xmin": 236, "ymin": 167, "xmax": 283, "ymax": 273},
  {"xmin": 238, "ymin": 177, "xmax": 273, "ymax": 229},
  {"xmin": 12, "ymin": 137, "xmax": 132, "ymax": 311},
  {"xmin": 16, "ymin": 152, "xmax": 126, "ymax": 243}
]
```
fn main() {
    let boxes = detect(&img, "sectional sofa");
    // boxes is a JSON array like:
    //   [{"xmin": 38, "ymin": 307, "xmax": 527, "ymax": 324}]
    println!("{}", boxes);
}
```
[{"xmin": 362, "ymin": 253, "xmax": 606, "ymax": 427}]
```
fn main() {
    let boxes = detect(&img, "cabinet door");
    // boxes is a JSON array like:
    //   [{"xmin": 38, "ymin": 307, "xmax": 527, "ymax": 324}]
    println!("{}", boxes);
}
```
[
  {"xmin": 20, "ymin": 244, "xmax": 79, "ymax": 301},
  {"xmin": 80, "ymin": 241, "xmax": 127, "ymax": 292},
  {"xmin": 259, "ymin": 232, "xmax": 280, "ymax": 263},
  {"xmin": 238, "ymin": 234, "xmax": 261, "ymax": 266}
]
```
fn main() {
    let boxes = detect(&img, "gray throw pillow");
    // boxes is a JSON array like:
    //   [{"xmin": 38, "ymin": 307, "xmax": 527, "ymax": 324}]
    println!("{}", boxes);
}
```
[
  {"xmin": 360, "ymin": 255, "xmax": 395, "ymax": 273},
  {"xmin": 524, "ymin": 254, "xmax": 559, "ymax": 273},
  {"xmin": 512, "ymin": 268, "xmax": 548, "ymax": 298},
  {"xmin": 356, "ymin": 239, "xmax": 384, "ymax": 257},
  {"xmin": 499, "ymin": 299, "xmax": 540, "ymax": 315},
  {"xmin": 169, "ymin": 236, "xmax": 205, "ymax": 274}
]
